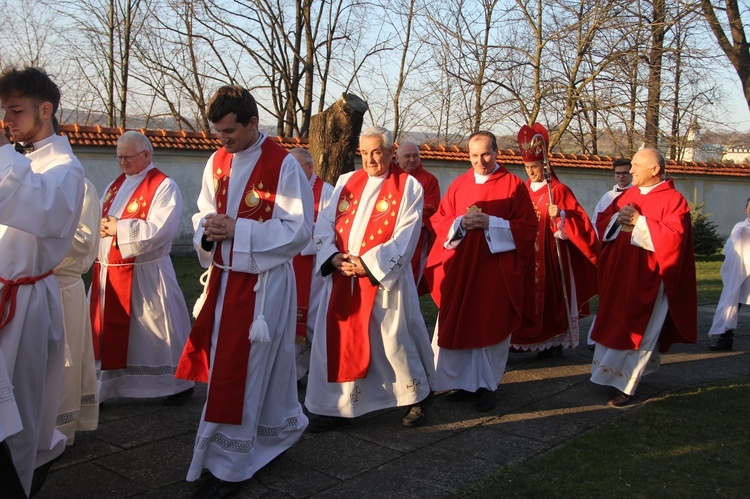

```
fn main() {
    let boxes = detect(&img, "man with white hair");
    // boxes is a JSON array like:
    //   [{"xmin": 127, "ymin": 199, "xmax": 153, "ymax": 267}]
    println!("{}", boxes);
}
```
[
  {"xmin": 305, "ymin": 126, "xmax": 435, "ymax": 431},
  {"xmin": 590, "ymin": 148, "xmax": 697, "ymax": 407},
  {"xmin": 288, "ymin": 147, "xmax": 334, "ymax": 380},
  {"xmin": 89, "ymin": 130, "xmax": 194, "ymax": 405}
]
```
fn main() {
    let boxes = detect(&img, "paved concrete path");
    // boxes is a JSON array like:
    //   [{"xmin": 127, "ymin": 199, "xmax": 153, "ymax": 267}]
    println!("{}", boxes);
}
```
[{"xmin": 37, "ymin": 304, "xmax": 749, "ymax": 498}]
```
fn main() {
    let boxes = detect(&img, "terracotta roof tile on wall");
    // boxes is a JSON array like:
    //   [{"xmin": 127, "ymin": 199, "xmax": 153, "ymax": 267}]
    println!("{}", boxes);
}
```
[{"xmin": 2, "ymin": 122, "xmax": 748, "ymax": 177}]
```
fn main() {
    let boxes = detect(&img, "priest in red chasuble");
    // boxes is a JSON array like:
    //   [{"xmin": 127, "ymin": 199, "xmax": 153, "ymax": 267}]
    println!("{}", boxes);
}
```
[
  {"xmin": 396, "ymin": 141, "xmax": 441, "ymax": 295},
  {"xmin": 288, "ymin": 147, "xmax": 334, "ymax": 381},
  {"xmin": 305, "ymin": 126, "xmax": 435, "ymax": 431},
  {"xmin": 590, "ymin": 147, "xmax": 697, "ymax": 407},
  {"xmin": 426, "ymin": 131, "xmax": 537, "ymax": 412},
  {"xmin": 511, "ymin": 123, "xmax": 598, "ymax": 359}
]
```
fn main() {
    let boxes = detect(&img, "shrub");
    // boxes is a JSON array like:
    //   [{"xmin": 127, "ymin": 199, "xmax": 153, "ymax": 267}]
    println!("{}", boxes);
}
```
[{"xmin": 689, "ymin": 201, "xmax": 724, "ymax": 256}]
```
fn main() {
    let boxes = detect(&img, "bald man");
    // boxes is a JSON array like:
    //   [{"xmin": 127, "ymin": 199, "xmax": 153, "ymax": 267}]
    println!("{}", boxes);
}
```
[
  {"xmin": 396, "ymin": 141, "xmax": 440, "ymax": 293},
  {"xmin": 589, "ymin": 148, "xmax": 697, "ymax": 407},
  {"xmin": 288, "ymin": 148, "xmax": 333, "ymax": 380}
]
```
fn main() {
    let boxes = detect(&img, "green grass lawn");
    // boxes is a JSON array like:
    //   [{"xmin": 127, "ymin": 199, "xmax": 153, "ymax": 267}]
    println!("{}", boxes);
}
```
[{"xmin": 459, "ymin": 379, "xmax": 750, "ymax": 498}]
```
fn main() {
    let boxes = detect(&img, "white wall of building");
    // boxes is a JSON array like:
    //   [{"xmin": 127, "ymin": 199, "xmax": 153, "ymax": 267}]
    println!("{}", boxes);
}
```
[{"xmin": 76, "ymin": 146, "xmax": 748, "ymax": 254}]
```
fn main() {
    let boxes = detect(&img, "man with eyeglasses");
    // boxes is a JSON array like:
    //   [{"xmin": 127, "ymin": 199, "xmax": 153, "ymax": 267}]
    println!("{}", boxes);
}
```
[
  {"xmin": 288, "ymin": 147, "xmax": 334, "ymax": 381},
  {"xmin": 591, "ymin": 158, "xmax": 633, "ymax": 226},
  {"xmin": 585, "ymin": 157, "xmax": 633, "ymax": 349},
  {"xmin": 89, "ymin": 130, "xmax": 194, "ymax": 408}
]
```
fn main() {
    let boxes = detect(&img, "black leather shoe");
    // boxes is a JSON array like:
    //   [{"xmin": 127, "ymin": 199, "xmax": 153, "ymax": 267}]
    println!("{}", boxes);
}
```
[
  {"xmin": 709, "ymin": 331, "xmax": 733, "ymax": 351},
  {"xmin": 193, "ymin": 475, "xmax": 242, "ymax": 499},
  {"xmin": 307, "ymin": 415, "xmax": 351, "ymax": 433},
  {"xmin": 445, "ymin": 389, "xmax": 473, "ymax": 402},
  {"xmin": 164, "ymin": 387, "xmax": 195, "ymax": 406},
  {"xmin": 475, "ymin": 388, "xmax": 496, "ymax": 412},
  {"xmin": 608, "ymin": 391, "xmax": 633, "ymax": 408},
  {"xmin": 537, "ymin": 345, "xmax": 564, "ymax": 359},
  {"xmin": 402, "ymin": 391, "xmax": 434, "ymax": 427}
]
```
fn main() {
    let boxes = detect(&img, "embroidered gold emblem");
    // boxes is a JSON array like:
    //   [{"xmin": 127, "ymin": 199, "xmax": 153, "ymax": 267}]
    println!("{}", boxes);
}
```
[
  {"xmin": 127, "ymin": 200, "xmax": 139, "ymax": 214},
  {"xmin": 213, "ymin": 178, "xmax": 219, "ymax": 192},
  {"xmin": 245, "ymin": 188, "xmax": 261, "ymax": 208},
  {"xmin": 376, "ymin": 198, "xmax": 389, "ymax": 213},
  {"xmin": 103, "ymin": 192, "xmax": 111, "ymax": 205},
  {"xmin": 265, "ymin": 205, "xmax": 271, "ymax": 213},
  {"xmin": 259, "ymin": 181, "xmax": 264, "ymax": 190},
  {"xmin": 338, "ymin": 198, "xmax": 350, "ymax": 212},
  {"xmin": 217, "ymin": 167, "xmax": 223, "ymax": 175}
]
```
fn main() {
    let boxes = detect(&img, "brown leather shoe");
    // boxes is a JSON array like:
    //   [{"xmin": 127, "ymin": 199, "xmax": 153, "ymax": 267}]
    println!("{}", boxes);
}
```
[{"xmin": 608, "ymin": 391, "xmax": 633, "ymax": 408}]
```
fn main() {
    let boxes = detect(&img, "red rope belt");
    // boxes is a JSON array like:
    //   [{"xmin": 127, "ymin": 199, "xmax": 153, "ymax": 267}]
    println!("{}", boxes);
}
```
[{"xmin": 0, "ymin": 269, "xmax": 54, "ymax": 329}]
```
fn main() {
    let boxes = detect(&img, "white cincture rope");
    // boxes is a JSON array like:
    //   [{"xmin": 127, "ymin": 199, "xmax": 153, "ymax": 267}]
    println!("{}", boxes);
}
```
[
  {"xmin": 97, "ymin": 255, "xmax": 169, "ymax": 267},
  {"xmin": 249, "ymin": 271, "xmax": 270, "ymax": 343}
]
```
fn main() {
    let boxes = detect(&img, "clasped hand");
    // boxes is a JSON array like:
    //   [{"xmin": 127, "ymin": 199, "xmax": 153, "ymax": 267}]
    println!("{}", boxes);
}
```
[
  {"xmin": 461, "ymin": 211, "xmax": 489, "ymax": 231},
  {"xmin": 203, "ymin": 213, "xmax": 236, "ymax": 242},
  {"xmin": 617, "ymin": 203, "xmax": 640, "ymax": 226},
  {"xmin": 333, "ymin": 253, "xmax": 366, "ymax": 277}
]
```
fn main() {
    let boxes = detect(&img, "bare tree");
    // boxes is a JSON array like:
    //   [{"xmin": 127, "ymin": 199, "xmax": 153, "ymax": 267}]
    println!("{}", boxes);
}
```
[{"xmin": 700, "ymin": 0, "xmax": 750, "ymax": 112}]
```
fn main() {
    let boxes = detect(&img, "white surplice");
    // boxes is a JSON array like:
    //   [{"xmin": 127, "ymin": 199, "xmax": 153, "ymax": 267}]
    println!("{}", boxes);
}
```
[
  {"xmin": 92, "ymin": 164, "xmax": 194, "ymax": 400},
  {"xmin": 590, "ymin": 183, "xmax": 666, "ymax": 395},
  {"xmin": 0, "ymin": 136, "xmax": 85, "ymax": 496},
  {"xmin": 295, "ymin": 174, "xmax": 334, "ymax": 380},
  {"xmin": 186, "ymin": 134, "xmax": 311, "ymax": 483},
  {"xmin": 55, "ymin": 178, "xmax": 100, "ymax": 444},
  {"xmin": 304, "ymin": 170, "xmax": 435, "ymax": 419},
  {"xmin": 708, "ymin": 219, "xmax": 750, "ymax": 336}
]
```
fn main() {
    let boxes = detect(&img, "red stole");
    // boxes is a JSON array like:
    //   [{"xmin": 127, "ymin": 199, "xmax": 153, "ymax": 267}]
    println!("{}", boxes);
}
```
[
  {"xmin": 293, "ymin": 176, "xmax": 324, "ymax": 340},
  {"xmin": 326, "ymin": 165, "xmax": 409, "ymax": 382},
  {"xmin": 176, "ymin": 140, "xmax": 285, "ymax": 425},
  {"xmin": 90, "ymin": 168, "xmax": 167, "ymax": 370}
]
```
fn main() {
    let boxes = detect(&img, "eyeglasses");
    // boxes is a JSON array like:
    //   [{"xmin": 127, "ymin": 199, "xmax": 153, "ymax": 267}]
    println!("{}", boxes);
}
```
[
  {"xmin": 614, "ymin": 171, "xmax": 631, "ymax": 177},
  {"xmin": 115, "ymin": 150, "xmax": 147, "ymax": 162}
]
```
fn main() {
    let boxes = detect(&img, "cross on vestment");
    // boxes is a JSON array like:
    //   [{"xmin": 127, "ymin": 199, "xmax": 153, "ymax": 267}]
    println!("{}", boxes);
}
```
[
  {"xmin": 407, "ymin": 378, "xmax": 420, "ymax": 392},
  {"xmin": 350, "ymin": 385, "xmax": 361, "ymax": 402}
]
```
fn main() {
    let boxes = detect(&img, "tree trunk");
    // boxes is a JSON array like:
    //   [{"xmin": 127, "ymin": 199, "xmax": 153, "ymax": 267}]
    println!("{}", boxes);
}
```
[
  {"xmin": 644, "ymin": 0, "xmax": 665, "ymax": 148},
  {"xmin": 309, "ymin": 93, "xmax": 369, "ymax": 185}
]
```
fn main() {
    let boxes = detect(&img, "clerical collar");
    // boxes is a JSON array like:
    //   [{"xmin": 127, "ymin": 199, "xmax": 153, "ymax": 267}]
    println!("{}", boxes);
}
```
[
  {"xmin": 32, "ymin": 134, "xmax": 56, "ymax": 151},
  {"xmin": 369, "ymin": 168, "xmax": 390, "ymax": 179},
  {"xmin": 13, "ymin": 133, "xmax": 56, "ymax": 155},
  {"xmin": 530, "ymin": 180, "xmax": 548, "ymax": 192},
  {"xmin": 614, "ymin": 183, "xmax": 632, "ymax": 193},
  {"xmin": 638, "ymin": 180, "xmax": 664, "ymax": 194},
  {"xmin": 126, "ymin": 163, "xmax": 154, "ymax": 179},
  {"xmin": 233, "ymin": 132, "xmax": 265, "ymax": 157},
  {"xmin": 308, "ymin": 172, "xmax": 318, "ymax": 189},
  {"xmin": 473, "ymin": 164, "xmax": 499, "ymax": 183}
]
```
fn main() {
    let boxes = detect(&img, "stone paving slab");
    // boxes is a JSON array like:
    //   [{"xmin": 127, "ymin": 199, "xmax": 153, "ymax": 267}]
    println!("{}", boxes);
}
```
[{"xmin": 35, "ymin": 305, "xmax": 749, "ymax": 498}]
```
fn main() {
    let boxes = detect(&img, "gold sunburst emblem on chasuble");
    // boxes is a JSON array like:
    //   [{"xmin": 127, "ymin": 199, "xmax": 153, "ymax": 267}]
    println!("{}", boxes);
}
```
[
  {"xmin": 127, "ymin": 199, "xmax": 140, "ymax": 214},
  {"xmin": 245, "ymin": 187, "xmax": 261, "ymax": 208}
]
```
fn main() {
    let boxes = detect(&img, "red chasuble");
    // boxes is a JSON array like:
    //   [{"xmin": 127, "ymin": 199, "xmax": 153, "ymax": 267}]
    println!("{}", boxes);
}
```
[
  {"xmin": 293, "ymin": 175, "xmax": 325, "ymax": 340},
  {"xmin": 176, "ymin": 140, "xmax": 286, "ymax": 425},
  {"xmin": 425, "ymin": 165, "xmax": 537, "ymax": 349},
  {"xmin": 326, "ymin": 164, "xmax": 409, "ymax": 382},
  {"xmin": 511, "ymin": 179, "xmax": 598, "ymax": 347},
  {"xmin": 90, "ymin": 168, "xmax": 168, "ymax": 370},
  {"xmin": 407, "ymin": 163, "xmax": 441, "ymax": 295},
  {"xmin": 590, "ymin": 180, "xmax": 697, "ymax": 352}
]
